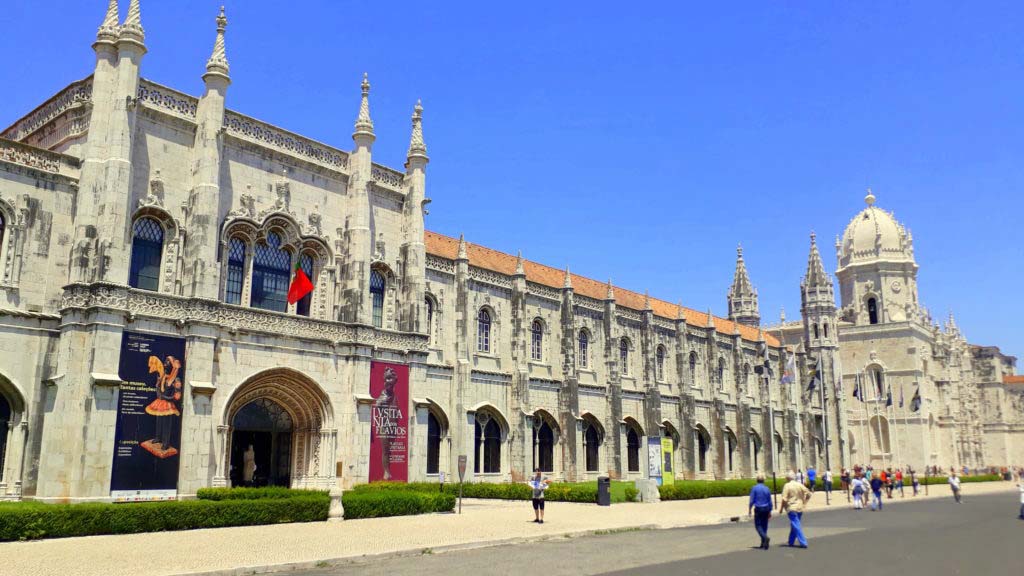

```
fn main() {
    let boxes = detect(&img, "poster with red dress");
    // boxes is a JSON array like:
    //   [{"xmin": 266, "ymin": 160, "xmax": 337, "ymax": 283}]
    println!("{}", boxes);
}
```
[{"xmin": 368, "ymin": 361, "xmax": 409, "ymax": 482}]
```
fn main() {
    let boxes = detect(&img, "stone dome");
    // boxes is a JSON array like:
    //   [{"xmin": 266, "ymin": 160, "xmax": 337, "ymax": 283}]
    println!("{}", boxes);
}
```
[{"xmin": 837, "ymin": 189, "xmax": 914, "ymax": 269}]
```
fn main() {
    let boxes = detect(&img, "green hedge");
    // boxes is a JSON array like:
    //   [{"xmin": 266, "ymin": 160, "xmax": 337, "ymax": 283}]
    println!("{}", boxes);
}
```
[
  {"xmin": 197, "ymin": 486, "xmax": 327, "ymax": 500},
  {"xmin": 352, "ymin": 481, "xmax": 638, "ymax": 503},
  {"xmin": 659, "ymin": 478, "xmax": 838, "ymax": 501},
  {"xmin": 0, "ymin": 496, "xmax": 329, "ymax": 542},
  {"xmin": 342, "ymin": 490, "xmax": 455, "ymax": 519}
]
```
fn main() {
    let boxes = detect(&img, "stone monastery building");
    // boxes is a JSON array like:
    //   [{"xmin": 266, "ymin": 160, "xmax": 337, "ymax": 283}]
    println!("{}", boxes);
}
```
[{"xmin": 0, "ymin": 2, "xmax": 1020, "ymax": 501}]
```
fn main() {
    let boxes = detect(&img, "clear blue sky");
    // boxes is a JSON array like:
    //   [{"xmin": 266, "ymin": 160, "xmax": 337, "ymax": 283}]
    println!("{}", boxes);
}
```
[{"xmin": 3, "ymin": 1, "xmax": 1022, "ymax": 360}]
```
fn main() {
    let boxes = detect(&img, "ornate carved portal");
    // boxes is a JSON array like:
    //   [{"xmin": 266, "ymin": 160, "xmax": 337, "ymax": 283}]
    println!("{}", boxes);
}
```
[{"xmin": 220, "ymin": 369, "xmax": 336, "ymax": 490}]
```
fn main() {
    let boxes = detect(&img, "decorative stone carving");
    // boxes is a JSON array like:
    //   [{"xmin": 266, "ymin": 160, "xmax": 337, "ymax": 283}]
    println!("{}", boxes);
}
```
[
  {"xmin": 1, "ymin": 79, "xmax": 93, "ymax": 142},
  {"xmin": 137, "ymin": 81, "xmax": 198, "ymax": 120},
  {"xmin": 308, "ymin": 206, "xmax": 323, "ymax": 237},
  {"xmin": 224, "ymin": 111, "xmax": 348, "ymax": 170},
  {"xmin": 227, "ymin": 186, "xmax": 257, "ymax": 220},
  {"xmin": 371, "ymin": 164, "xmax": 404, "ymax": 190},
  {"xmin": 139, "ymin": 169, "xmax": 165, "ymax": 209}
]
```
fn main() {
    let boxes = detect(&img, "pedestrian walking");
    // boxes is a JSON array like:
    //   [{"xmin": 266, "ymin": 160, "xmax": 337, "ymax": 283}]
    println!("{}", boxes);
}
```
[
  {"xmin": 528, "ymin": 468, "xmax": 550, "ymax": 523},
  {"xmin": 949, "ymin": 472, "xmax": 962, "ymax": 504},
  {"xmin": 841, "ymin": 468, "xmax": 851, "ymax": 492},
  {"xmin": 911, "ymin": 469, "xmax": 920, "ymax": 496},
  {"xmin": 807, "ymin": 466, "xmax": 817, "ymax": 492},
  {"xmin": 851, "ymin": 474, "xmax": 865, "ymax": 510},
  {"xmin": 870, "ymin": 473, "xmax": 884, "ymax": 510},
  {"xmin": 895, "ymin": 469, "xmax": 904, "ymax": 497},
  {"xmin": 748, "ymin": 473, "xmax": 774, "ymax": 549},
  {"xmin": 823, "ymin": 469, "xmax": 833, "ymax": 498},
  {"xmin": 779, "ymin": 473, "xmax": 812, "ymax": 548}
]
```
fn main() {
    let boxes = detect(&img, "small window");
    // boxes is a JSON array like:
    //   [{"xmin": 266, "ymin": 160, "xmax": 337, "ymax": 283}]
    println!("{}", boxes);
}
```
[
  {"xmin": 813, "ymin": 323, "xmax": 820, "ymax": 339},
  {"xmin": 0, "ymin": 212, "xmax": 5, "ymax": 258},
  {"xmin": 530, "ymin": 320, "xmax": 543, "ymax": 361},
  {"xmin": 717, "ymin": 358, "xmax": 725, "ymax": 385},
  {"xmin": 370, "ymin": 270, "xmax": 386, "ymax": 328},
  {"xmin": 425, "ymin": 297, "xmax": 435, "ymax": 342},
  {"xmin": 578, "ymin": 330, "xmax": 589, "ymax": 368},
  {"xmin": 868, "ymin": 298, "xmax": 879, "ymax": 325},
  {"xmin": 225, "ymin": 238, "xmax": 246, "ymax": 305},
  {"xmin": 477, "ymin": 309, "xmax": 491, "ymax": 353},
  {"xmin": 689, "ymin": 352, "xmax": 698, "ymax": 384},
  {"xmin": 252, "ymin": 232, "xmax": 292, "ymax": 313},
  {"xmin": 295, "ymin": 253, "xmax": 314, "ymax": 317},
  {"xmin": 129, "ymin": 217, "xmax": 164, "ymax": 291},
  {"xmin": 823, "ymin": 322, "xmax": 829, "ymax": 338},
  {"xmin": 619, "ymin": 338, "xmax": 630, "ymax": 375},
  {"xmin": 656, "ymin": 346, "xmax": 666, "ymax": 382}
]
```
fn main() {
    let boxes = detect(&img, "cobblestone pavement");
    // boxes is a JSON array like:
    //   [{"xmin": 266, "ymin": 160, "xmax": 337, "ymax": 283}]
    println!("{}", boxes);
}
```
[{"xmin": 1, "ymin": 481, "xmax": 1013, "ymax": 576}]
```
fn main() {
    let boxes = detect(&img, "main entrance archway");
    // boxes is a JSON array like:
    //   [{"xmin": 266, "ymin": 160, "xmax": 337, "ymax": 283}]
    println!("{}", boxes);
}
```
[{"xmin": 220, "ymin": 369, "xmax": 335, "ymax": 489}]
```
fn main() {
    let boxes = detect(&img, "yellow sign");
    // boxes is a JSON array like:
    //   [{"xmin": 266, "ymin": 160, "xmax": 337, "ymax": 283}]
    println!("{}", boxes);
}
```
[{"xmin": 661, "ymin": 437, "xmax": 674, "ymax": 486}]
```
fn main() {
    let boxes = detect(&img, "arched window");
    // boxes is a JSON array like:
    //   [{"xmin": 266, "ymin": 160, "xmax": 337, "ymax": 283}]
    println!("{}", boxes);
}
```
[
  {"xmin": 578, "ymin": 330, "xmax": 589, "ymax": 369},
  {"xmin": 725, "ymin": 428, "xmax": 737, "ymax": 472},
  {"xmin": 750, "ymin": 431, "xmax": 762, "ymax": 471},
  {"xmin": 252, "ymin": 232, "xmax": 292, "ymax": 313},
  {"xmin": 696, "ymin": 425, "xmax": 710, "ymax": 473},
  {"xmin": 295, "ymin": 253, "xmax": 314, "ymax": 317},
  {"xmin": 474, "ymin": 417, "xmax": 501, "ymax": 474},
  {"xmin": 626, "ymin": 426, "xmax": 641, "ymax": 472},
  {"xmin": 533, "ymin": 417, "xmax": 555, "ymax": 473},
  {"xmin": 583, "ymin": 419, "xmax": 602, "ymax": 472},
  {"xmin": 225, "ymin": 238, "xmax": 246, "ymax": 305},
  {"xmin": 656, "ymin": 346, "xmax": 666, "ymax": 382},
  {"xmin": 425, "ymin": 297, "xmax": 435, "ymax": 342},
  {"xmin": 689, "ymin": 352, "xmax": 698, "ymax": 385},
  {"xmin": 370, "ymin": 270, "xmax": 386, "ymax": 328},
  {"xmin": 530, "ymin": 319, "xmax": 543, "ymax": 361},
  {"xmin": 717, "ymin": 358, "xmax": 725, "ymax": 386},
  {"xmin": 620, "ymin": 338, "xmax": 630, "ymax": 375},
  {"xmin": 128, "ymin": 217, "xmax": 164, "ymax": 291},
  {"xmin": 823, "ymin": 322, "xmax": 829, "ymax": 338},
  {"xmin": 868, "ymin": 297, "xmax": 879, "ymax": 325},
  {"xmin": 813, "ymin": 323, "xmax": 820, "ymax": 339},
  {"xmin": 427, "ymin": 412, "xmax": 442, "ymax": 475},
  {"xmin": 477, "ymin": 309, "xmax": 492, "ymax": 353}
]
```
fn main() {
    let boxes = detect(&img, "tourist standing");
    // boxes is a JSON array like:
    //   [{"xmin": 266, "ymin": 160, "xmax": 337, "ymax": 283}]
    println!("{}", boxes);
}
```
[
  {"xmin": 779, "ymin": 472, "xmax": 812, "ymax": 548},
  {"xmin": 528, "ymin": 469, "xmax": 550, "ymax": 523},
  {"xmin": 870, "ymin": 473, "xmax": 884, "ymax": 510},
  {"xmin": 823, "ymin": 469, "xmax": 833, "ymax": 498},
  {"xmin": 911, "ymin": 468, "xmax": 920, "ymax": 496},
  {"xmin": 895, "ymin": 469, "xmax": 904, "ymax": 497},
  {"xmin": 949, "ymin": 472, "xmax": 962, "ymax": 504},
  {"xmin": 851, "ymin": 474, "xmax": 865, "ymax": 510},
  {"xmin": 807, "ymin": 466, "xmax": 817, "ymax": 492},
  {"xmin": 748, "ymin": 473, "xmax": 774, "ymax": 549}
]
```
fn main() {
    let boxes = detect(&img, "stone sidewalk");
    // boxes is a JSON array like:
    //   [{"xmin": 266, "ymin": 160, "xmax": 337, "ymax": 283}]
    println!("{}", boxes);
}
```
[{"xmin": 2, "ymin": 481, "xmax": 1015, "ymax": 576}]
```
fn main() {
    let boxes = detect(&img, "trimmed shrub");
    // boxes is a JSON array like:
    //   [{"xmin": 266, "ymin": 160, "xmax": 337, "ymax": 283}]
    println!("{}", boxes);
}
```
[
  {"xmin": 343, "ymin": 490, "xmax": 455, "ymax": 519},
  {"xmin": 624, "ymin": 486, "xmax": 639, "ymax": 502},
  {"xmin": 197, "ymin": 486, "xmax": 327, "ymax": 501},
  {"xmin": 352, "ymin": 481, "xmax": 624, "ymax": 503},
  {"xmin": 0, "ymin": 496, "xmax": 329, "ymax": 542}
]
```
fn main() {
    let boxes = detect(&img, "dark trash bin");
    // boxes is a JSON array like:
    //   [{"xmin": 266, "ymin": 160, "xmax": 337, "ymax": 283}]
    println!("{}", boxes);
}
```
[{"xmin": 597, "ymin": 476, "xmax": 611, "ymax": 506}]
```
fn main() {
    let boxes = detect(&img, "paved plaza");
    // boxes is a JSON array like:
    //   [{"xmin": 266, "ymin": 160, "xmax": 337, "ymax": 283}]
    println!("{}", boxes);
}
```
[{"xmin": 1, "ymin": 481, "xmax": 1015, "ymax": 576}]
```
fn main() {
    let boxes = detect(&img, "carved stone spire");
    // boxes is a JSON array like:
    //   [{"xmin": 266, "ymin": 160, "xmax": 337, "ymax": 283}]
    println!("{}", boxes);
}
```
[
  {"xmin": 643, "ymin": 290, "xmax": 653, "ymax": 311},
  {"xmin": 456, "ymin": 234, "xmax": 468, "ymax": 261},
  {"xmin": 353, "ymin": 73, "xmax": 375, "ymax": 140},
  {"xmin": 803, "ymin": 231, "xmax": 831, "ymax": 289},
  {"xmin": 706, "ymin": 308, "xmax": 716, "ymax": 329},
  {"xmin": 204, "ymin": 6, "xmax": 230, "ymax": 81},
  {"xmin": 563, "ymin": 266, "xmax": 572, "ymax": 289},
  {"xmin": 605, "ymin": 279, "xmax": 615, "ymax": 301},
  {"xmin": 407, "ymin": 99, "xmax": 428, "ymax": 160},
  {"xmin": 676, "ymin": 301, "xmax": 686, "ymax": 321},
  {"xmin": 96, "ymin": 0, "xmax": 120, "ymax": 44},
  {"xmin": 514, "ymin": 251, "xmax": 525, "ymax": 276},
  {"xmin": 727, "ymin": 243, "xmax": 760, "ymax": 326},
  {"xmin": 119, "ymin": 0, "xmax": 144, "ymax": 45}
]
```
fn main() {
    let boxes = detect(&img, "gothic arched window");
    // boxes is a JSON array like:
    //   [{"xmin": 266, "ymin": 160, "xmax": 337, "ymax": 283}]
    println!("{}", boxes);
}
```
[
  {"xmin": 656, "ymin": 346, "xmax": 666, "ymax": 382},
  {"xmin": 225, "ymin": 238, "xmax": 246, "ymax": 305},
  {"xmin": 533, "ymin": 418, "xmax": 555, "ymax": 473},
  {"xmin": 477, "ymin": 308, "xmax": 491, "ymax": 353},
  {"xmin": 530, "ymin": 319, "xmax": 543, "ymax": 361},
  {"xmin": 824, "ymin": 322, "xmax": 829, "ymax": 338},
  {"xmin": 620, "ymin": 338, "xmax": 630, "ymax": 375},
  {"xmin": 295, "ymin": 253, "xmax": 315, "ymax": 317},
  {"xmin": 578, "ymin": 330, "xmax": 590, "ymax": 369},
  {"xmin": 425, "ymin": 296, "xmax": 435, "ymax": 342},
  {"xmin": 474, "ymin": 417, "xmax": 501, "ymax": 474},
  {"xmin": 370, "ymin": 270, "xmax": 386, "ymax": 328},
  {"xmin": 252, "ymin": 232, "xmax": 291, "ymax": 313},
  {"xmin": 583, "ymin": 420, "xmax": 601, "ymax": 472},
  {"xmin": 689, "ymin": 352, "xmax": 698, "ymax": 384},
  {"xmin": 427, "ymin": 412, "xmax": 442, "ymax": 475},
  {"xmin": 868, "ymin": 298, "xmax": 879, "ymax": 325},
  {"xmin": 128, "ymin": 217, "xmax": 164, "ymax": 291},
  {"xmin": 813, "ymin": 323, "xmax": 820, "ymax": 339}
]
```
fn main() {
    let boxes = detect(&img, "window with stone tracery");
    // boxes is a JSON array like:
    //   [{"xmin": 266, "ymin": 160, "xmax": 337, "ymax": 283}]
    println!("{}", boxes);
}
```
[
  {"xmin": 620, "ymin": 338, "xmax": 630, "ymax": 375},
  {"xmin": 370, "ymin": 270, "xmax": 386, "ymax": 328},
  {"xmin": 477, "ymin": 308, "xmax": 492, "ymax": 353},
  {"xmin": 656, "ymin": 346, "xmax": 666, "ymax": 382},
  {"xmin": 578, "ymin": 330, "xmax": 590, "ymax": 369},
  {"xmin": 225, "ymin": 238, "xmax": 246, "ymax": 305},
  {"xmin": 129, "ymin": 217, "xmax": 164, "ymax": 291},
  {"xmin": 252, "ymin": 232, "xmax": 292, "ymax": 313},
  {"xmin": 530, "ymin": 319, "xmax": 544, "ymax": 361},
  {"xmin": 296, "ymin": 253, "xmax": 314, "ymax": 317}
]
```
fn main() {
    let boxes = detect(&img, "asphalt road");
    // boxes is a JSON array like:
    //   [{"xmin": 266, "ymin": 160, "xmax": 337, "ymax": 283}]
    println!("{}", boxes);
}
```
[{"xmin": 297, "ymin": 492, "xmax": 1022, "ymax": 576}]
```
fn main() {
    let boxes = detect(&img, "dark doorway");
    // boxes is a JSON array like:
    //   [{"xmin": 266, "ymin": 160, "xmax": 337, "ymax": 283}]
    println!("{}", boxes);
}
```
[
  {"xmin": 533, "ymin": 419, "xmax": 554, "ymax": 473},
  {"xmin": 0, "ymin": 395, "xmax": 9, "ymax": 475},
  {"xmin": 230, "ymin": 398, "xmax": 293, "ymax": 487}
]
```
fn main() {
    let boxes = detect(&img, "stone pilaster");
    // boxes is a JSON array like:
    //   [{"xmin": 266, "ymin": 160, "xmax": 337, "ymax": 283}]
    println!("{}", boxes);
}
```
[
  {"xmin": 341, "ymin": 75, "xmax": 374, "ymax": 325},
  {"xmin": 508, "ymin": 256, "xmax": 529, "ymax": 481},
  {"xmin": 558, "ymin": 274, "xmax": 581, "ymax": 481}
]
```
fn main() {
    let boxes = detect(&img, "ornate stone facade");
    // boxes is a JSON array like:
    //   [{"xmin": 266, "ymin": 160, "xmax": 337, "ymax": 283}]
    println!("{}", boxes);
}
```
[{"xmin": 0, "ymin": 4, "xmax": 1018, "ymax": 502}]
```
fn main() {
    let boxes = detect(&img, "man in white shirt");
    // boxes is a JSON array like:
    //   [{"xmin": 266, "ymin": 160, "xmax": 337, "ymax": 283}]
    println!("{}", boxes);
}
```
[
  {"xmin": 823, "ymin": 469, "xmax": 833, "ymax": 499},
  {"xmin": 948, "ymin": 472, "xmax": 962, "ymax": 503}
]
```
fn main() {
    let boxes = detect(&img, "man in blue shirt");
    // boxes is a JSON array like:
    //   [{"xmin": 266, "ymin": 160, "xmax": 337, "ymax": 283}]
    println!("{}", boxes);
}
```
[
  {"xmin": 806, "ymin": 466, "xmax": 817, "ymax": 492},
  {"xmin": 748, "ymin": 473, "xmax": 774, "ymax": 549}
]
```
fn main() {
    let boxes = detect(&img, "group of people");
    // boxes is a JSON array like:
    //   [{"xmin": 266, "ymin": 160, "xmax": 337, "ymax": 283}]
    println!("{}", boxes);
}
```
[
  {"xmin": 845, "ymin": 465, "xmax": 920, "ymax": 510},
  {"xmin": 748, "ymin": 472, "xmax": 814, "ymax": 549}
]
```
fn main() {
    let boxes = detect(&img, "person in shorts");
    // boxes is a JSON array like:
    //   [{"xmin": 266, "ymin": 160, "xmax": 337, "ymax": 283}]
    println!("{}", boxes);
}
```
[{"xmin": 528, "ymin": 468, "xmax": 551, "ymax": 524}]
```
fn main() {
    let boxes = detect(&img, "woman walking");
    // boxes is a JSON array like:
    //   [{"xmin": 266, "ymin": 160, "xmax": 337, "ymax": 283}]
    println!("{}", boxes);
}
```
[{"xmin": 852, "ymin": 474, "xmax": 865, "ymax": 510}]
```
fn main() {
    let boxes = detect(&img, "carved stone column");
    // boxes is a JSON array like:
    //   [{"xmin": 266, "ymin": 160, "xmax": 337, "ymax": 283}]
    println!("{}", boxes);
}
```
[{"xmin": 213, "ymin": 424, "xmax": 229, "ymax": 487}]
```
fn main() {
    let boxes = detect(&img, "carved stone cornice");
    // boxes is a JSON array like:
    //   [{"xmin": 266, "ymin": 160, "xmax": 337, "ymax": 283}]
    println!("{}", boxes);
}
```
[
  {"xmin": 1, "ymin": 77, "xmax": 93, "ymax": 142},
  {"xmin": 0, "ymin": 138, "xmax": 80, "ymax": 177}
]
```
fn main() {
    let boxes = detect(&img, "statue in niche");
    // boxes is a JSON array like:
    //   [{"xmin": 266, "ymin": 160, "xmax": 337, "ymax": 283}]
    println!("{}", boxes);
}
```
[
  {"xmin": 243, "ymin": 445, "xmax": 257, "ymax": 485},
  {"xmin": 308, "ymin": 206, "xmax": 323, "ymax": 236},
  {"xmin": 374, "ymin": 232, "xmax": 386, "ymax": 261}
]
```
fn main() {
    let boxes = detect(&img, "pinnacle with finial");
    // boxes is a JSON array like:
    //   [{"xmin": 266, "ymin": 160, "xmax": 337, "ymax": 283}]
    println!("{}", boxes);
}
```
[
  {"xmin": 706, "ymin": 308, "xmax": 716, "ymax": 329},
  {"xmin": 119, "ymin": 0, "xmax": 144, "ymax": 44},
  {"xmin": 605, "ymin": 279, "xmax": 615, "ymax": 300},
  {"xmin": 563, "ymin": 266, "xmax": 572, "ymax": 289},
  {"xmin": 865, "ymin": 187, "xmax": 876, "ymax": 206},
  {"xmin": 353, "ymin": 73, "xmax": 375, "ymax": 139},
  {"xmin": 643, "ymin": 290, "xmax": 652, "ymax": 311},
  {"xmin": 96, "ymin": 0, "xmax": 120, "ymax": 44},
  {"xmin": 205, "ymin": 6, "xmax": 230, "ymax": 79},
  {"xmin": 456, "ymin": 234, "xmax": 468, "ymax": 261},
  {"xmin": 514, "ymin": 251, "xmax": 525, "ymax": 276},
  {"xmin": 407, "ymin": 99, "xmax": 428, "ymax": 160},
  {"xmin": 780, "ymin": 306, "xmax": 786, "ymax": 323},
  {"xmin": 676, "ymin": 301, "xmax": 686, "ymax": 321}
]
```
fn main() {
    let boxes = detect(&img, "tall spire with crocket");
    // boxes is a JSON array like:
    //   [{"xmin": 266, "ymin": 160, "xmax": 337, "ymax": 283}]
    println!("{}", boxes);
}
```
[
  {"xmin": 119, "ymin": 0, "xmax": 144, "ymax": 45},
  {"xmin": 407, "ymin": 99, "xmax": 427, "ymax": 160},
  {"xmin": 96, "ymin": 0, "xmax": 120, "ymax": 44},
  {"xmin": 204, "ymin": 6, "xmax": 229, "ymax": 81},
  {"xmin": 727, "ymin": 243, "xmax": 760, "ymax": 327},
  {"xmin": 353, "ymin": 73, "xmax": 375, "ymax": 140}
]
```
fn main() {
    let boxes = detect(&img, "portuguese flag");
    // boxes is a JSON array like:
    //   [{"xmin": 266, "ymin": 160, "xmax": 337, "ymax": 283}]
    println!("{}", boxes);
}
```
[{"xmin": 286, "ymin": 259, "xmax": 314, "ymax": 304}]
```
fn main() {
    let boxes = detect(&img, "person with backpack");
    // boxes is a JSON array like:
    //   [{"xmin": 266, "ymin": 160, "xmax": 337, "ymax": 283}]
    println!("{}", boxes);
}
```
[{"xmin": 870, "ymin": 473, "xmax": 884, "ymax": 511}]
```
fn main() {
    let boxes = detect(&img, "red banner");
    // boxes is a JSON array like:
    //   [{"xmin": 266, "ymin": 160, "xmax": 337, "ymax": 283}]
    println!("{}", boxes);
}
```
[{"xmin": 369, "ymin": 362, "xmax": 409, "ymax": 482}]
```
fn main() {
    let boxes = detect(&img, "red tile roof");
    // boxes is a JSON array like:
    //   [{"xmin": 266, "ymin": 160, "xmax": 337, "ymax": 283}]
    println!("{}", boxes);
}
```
[
  {"xmin": 425, "ymin": 231, "xmax": 780, "ymax": 347},
  {"xmin": 1003, "ymin": 375, "xmax": 1024, "ymax": 385}
]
